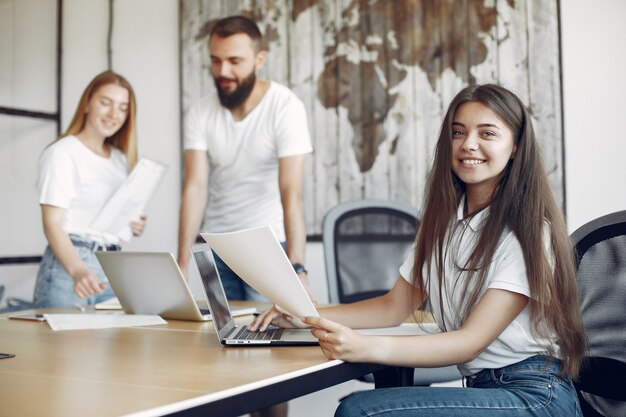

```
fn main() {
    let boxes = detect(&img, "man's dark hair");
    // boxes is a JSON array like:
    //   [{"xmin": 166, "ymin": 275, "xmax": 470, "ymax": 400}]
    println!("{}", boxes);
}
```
[{"xmin": 210, "ymin": 15, "xmax": 263, "ymax": 50}]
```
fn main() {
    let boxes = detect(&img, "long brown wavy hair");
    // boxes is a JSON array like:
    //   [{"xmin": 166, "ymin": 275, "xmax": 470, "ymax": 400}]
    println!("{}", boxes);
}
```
[
  {"xmin": 58, "ymin": 70, "xmax": 138, "ymax": 171},
  {"xmin": 412, "ymin": 84, "xmax": 585, "ymax": 378}
]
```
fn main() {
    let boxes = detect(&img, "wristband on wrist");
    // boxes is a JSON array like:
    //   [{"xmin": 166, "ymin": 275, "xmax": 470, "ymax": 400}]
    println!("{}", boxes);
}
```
[{"xmin": 292, "ymin": 263, "xmax": 308, "ymax": 274}]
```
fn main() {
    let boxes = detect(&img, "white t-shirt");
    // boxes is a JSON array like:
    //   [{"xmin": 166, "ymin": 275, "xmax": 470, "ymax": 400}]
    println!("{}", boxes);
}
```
[
  {"xmin": 399, "ymin": 198, "xmax": 557, "ymax": 376},
  {"xmin": 38, "ymin": 135, "xmax": 127, "ymax": 244},
  {"xmin": 184, "ymin": 82, "xmax": 313, "ymax": 240}
]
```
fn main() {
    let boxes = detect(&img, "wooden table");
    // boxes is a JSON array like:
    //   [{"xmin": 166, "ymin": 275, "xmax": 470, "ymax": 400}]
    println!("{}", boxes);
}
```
[{"xmin": 0, "ymin": 306, "xmax": 384, "ymax": 417}]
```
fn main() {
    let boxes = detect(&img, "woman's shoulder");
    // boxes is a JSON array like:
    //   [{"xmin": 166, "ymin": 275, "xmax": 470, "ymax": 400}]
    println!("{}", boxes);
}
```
[
  {"xmin": 40, "ymin": 135, "xmax": 82, "ymax": 161},
  {"xmin": 43, "ymin": 135, "xmax": 83, "ymax": 155}
]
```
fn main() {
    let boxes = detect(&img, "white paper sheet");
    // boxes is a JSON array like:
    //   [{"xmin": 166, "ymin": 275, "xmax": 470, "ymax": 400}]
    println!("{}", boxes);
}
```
[
  {"xmin": 201, "ymin": 226, "xmax": 319, "ymax": 319},
  {"xmin": 91, "ymin": 157, "xmax": 167, "ymax": 241},
  {"xmin": 94, "ymin": 297, "xmax": 123, "ymax": 310},
  {"xmin": 43, "ymin": 313, "xmax": 166, "ymax": 331}
]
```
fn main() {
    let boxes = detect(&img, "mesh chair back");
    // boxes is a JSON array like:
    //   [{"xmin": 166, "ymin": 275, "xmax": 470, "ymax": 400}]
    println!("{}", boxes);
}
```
[
  {"xmin": 571, "ymin": 210, "xmax": 626, "ymax": 417},
  {"xmin": 323, "ymin": 200, "xmax": 418, "ymax": 304}
]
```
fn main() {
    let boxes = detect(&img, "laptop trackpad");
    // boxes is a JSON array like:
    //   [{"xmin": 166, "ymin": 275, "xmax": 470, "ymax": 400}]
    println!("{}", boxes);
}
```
[{"xmin": 282, "ymin": 329, "xmax": 317, "ymax": 342}]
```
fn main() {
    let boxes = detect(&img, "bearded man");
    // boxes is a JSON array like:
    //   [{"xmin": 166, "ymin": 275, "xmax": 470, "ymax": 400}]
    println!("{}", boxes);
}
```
[{"xmin": 177, "ymin": 15, "xmax": 313, "ymax": 306}]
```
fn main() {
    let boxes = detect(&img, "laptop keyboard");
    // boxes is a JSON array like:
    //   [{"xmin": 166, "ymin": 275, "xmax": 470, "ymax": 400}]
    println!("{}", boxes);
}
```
[{"xmin": 234, "ymin": 326, "xmax": 284, "ymax": 341}]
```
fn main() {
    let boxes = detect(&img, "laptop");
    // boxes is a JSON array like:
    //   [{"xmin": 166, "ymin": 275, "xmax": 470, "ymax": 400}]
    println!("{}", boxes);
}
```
[
  {"xmin": 95, "ymin": 251, "xmax": 256, "ymax": 321},
  {"xmin": 190, "ymin": 243, "xmax": 318, "ymax": 346}
]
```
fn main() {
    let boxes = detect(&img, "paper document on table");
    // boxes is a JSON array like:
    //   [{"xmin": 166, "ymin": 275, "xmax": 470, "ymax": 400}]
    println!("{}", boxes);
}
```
[
  {"xmin": 91, "ymin": 157, "xmax": 167, "ymax": 241},
  {"xmin": 94, "ymin": 297, "xmax": 123, "ymax": 310},
  {"xmin": 201, "ymin": 226, "xmax": 319, "ymax": 319},
  {"xmin": 43, "ymin": 313, "xmax": 166, "ymax": 331}
]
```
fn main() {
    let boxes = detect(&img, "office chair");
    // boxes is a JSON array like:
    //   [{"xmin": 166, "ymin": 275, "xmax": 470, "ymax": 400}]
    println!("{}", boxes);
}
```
[
  {"xmin": 323, "ymin": 199, "xmax": 418, "ymax": 304},
  {"xmin": 571, "ymin": 210, "xmax": 626, "ymax": 417},
  {"xmin": 322, "ymin": 199, "xmax": 461, "ymax": 386}
]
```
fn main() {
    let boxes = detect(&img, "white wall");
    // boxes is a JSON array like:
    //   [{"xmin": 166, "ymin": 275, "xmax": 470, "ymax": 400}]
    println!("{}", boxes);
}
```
[
  {"xmin": 561, "ymin": 0, "xmax": 626, "ymax": 233},
  {"xmin": 0, "ymin": 0, "xmax": 59, "ymax": 305}
]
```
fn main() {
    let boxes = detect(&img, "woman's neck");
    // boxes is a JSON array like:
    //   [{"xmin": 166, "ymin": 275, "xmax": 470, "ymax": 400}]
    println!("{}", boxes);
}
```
[
  {"xmin": 75, "ymin": 131, "xmax": 110, "ymax": 157},
  {"xmin": 464, "ymin": 187, "xmax": 492, "ymax": 217}
]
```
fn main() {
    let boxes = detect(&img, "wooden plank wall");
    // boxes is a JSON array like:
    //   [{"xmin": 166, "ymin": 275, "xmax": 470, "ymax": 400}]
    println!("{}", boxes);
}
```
[{"xmin": 180, "ymin": 0, "xmax": 563, "ymax": 235}]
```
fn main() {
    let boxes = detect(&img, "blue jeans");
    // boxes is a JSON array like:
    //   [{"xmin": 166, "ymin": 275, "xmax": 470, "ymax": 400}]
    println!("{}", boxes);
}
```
[
  {"xmin": 336, "ymin": 356, "xmax": 582, "ymax": 417},
  {"xmin": 212, "ymin": 241, "xmax": 287, "ymax": 302},
  {"xmin": 33, "ymin": 237, "xmax": 117, "ymax": 308}
]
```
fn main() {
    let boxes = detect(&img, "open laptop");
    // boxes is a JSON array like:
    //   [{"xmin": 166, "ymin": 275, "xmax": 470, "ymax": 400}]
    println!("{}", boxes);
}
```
[
  {"xmin": 191, "ymin": 243, "xmax": 318, "ymax": 346},
  {"xmin": 95, "ymin": 251, "xmax": 256, "ymax": 321}
]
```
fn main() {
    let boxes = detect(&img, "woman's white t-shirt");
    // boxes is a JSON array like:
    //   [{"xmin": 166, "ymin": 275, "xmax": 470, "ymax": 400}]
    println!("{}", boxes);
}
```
[
  {"xmin": 38, "ymin": 135, "xmax": 127, "ymax": 244},
  {"xmin": 399, "ymin": 199, "xmax": 557, "ymax": 376}
]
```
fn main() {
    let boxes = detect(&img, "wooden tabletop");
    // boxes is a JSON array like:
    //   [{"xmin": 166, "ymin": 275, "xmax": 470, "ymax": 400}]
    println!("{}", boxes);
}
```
[{"xmin": 0, "ymin": 305, "xmax": 382, "ymax": 417}]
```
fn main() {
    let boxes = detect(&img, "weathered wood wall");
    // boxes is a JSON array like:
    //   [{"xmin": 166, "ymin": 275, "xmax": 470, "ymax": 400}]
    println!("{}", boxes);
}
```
[{"xmin": 181, "ymin": 0, "xmax": 563, "ymax": 235}]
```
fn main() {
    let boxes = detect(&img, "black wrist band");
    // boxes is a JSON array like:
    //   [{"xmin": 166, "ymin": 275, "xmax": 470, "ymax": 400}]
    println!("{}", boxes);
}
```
[{"xmin": 292, "ymin": 263, "xmax": 308, "ymax": 274}]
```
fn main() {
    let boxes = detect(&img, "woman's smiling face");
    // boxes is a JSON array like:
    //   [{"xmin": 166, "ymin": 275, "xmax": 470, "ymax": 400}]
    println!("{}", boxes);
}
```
[
  {"xmin": 83, "ymin": 83, "xmax": 130, "ymax": 139},
  {"xmin": 451, "ymin": 101, "xmax": 517, "ymax": 200}
]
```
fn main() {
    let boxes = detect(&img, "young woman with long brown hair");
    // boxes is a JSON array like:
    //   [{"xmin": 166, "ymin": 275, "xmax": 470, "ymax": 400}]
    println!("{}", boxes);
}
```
[
  {"xmin": 253, "ymin": 84, "xmax": 585, "ymax": 416},
  {"xmin": 34, "ymin": 70, "xmax": 146, "ymax": 308}
]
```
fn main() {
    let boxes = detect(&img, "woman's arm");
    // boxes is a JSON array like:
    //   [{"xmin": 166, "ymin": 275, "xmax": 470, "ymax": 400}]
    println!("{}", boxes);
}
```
[
  {"xmin": 250, "ymin": 276, "xmax": 424, "ymax": 331},
  {"xmin": 306, "ymin": 288, "xmax": 528, "ymax": 368},
  {"xmin": 318, "ymin": 277, "xmax": 424, "ymax": 328},
  {"xmin": 42, "ymin": 205, "xmax": 106, "ymax": 298}
]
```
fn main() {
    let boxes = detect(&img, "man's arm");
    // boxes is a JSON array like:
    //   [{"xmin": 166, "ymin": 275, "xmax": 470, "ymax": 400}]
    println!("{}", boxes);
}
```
[
  {"xmin": 278, "ymin": 154, "xmax": 312, "ymax": 295},
  {"xmin": 177, "ymin": 149, "xmax": 209, "ymax": 275}
]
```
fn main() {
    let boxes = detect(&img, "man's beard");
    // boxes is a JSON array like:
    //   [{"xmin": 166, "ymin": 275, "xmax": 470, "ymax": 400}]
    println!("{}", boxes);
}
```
[{"xmin": 215, "ymin": 71, "xmax": 256, "ymax": 109}]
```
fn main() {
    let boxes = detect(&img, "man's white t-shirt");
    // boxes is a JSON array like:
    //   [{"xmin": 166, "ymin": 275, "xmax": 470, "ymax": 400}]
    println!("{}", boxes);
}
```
[
  {"xmin": 38, "ymin": 135, "xmax": 127, "ymax": 244},
  {"xmin": 184, "ymin": 82, "xmax": 313, "ymax": 240},
  {"xmin": 399, "ymin": 198, "xmax": 557, "ymax": 376}
]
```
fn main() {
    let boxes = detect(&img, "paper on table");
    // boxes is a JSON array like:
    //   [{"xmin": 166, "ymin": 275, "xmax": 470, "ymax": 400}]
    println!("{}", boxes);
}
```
[
  {"xmin": 201, "ymin": 226, "xmax": 319, "ymax": 319},
  {"xmin": 94, "ymin": 297, "xmax": 123, "ymax": 310},
  {"xmin": 91, "ymin": 157, "xmax": 167, "ymax": 242},
  {"xmin": 43, "ymin": 313, "xmax": 166, "ymax": 331}
]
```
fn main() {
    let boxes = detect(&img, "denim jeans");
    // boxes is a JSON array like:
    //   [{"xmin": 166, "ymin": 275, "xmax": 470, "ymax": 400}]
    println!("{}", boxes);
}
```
[
  {"xmin": 33, "ymin": 237, "xmax": 116, "ymax": 308},
  {"xmin": 211, "ymin": 241, "xmax": 287, "ymax": 302},
  {"xmin": 335, "ymin": 355, "xmax": 582, "ymax": 417}
]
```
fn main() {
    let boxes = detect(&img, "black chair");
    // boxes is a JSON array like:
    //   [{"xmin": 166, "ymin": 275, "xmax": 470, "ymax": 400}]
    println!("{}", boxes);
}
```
[
  {"xmin": 323, "ymin": 199, "xmax": 418, "ymax": 304},
  {"xmin": 571, "ymin": 210, "xmax": 626, "ymax": 417},
  {"xmin": 322, "ymin": 199, "xmax": 461, "ymax": 386}
]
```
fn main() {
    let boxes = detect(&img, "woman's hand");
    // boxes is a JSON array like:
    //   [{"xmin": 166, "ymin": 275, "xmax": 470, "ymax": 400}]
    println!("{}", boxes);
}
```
[
  {"xmin": 249, "ymin": 305, "xmax": 308, "ymax": 332},
  {"xmin": 130, "ymin": 214, "xmax": 147, "ymax": 237},
  {"xmin": 41, "ymin": 205, "xmax": 107, "ymax": 299},
  {"xmin": 71, "ymin": 265, "xmax": 107, "ymax": 298},
  {"xmin": 304, "ymin": 316, "xmax": 370, "ymax": 362}
]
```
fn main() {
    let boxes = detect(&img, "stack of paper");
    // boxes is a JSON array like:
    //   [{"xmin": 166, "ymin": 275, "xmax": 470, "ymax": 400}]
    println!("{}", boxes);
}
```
[
  {"xmin": 43, "ymin": 313, "xmax": 166, "ymax": 331},
  {"xmin": 91, "ymin": 157, "xmax": 167, "ymax": 241}
]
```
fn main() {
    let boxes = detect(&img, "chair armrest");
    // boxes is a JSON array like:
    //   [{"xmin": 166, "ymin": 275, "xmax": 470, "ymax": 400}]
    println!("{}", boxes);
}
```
[
  {"xmin": 373, "ymin": 366, "xmax": 415, "ymax": 388},
  {"xmin": 574, "ymin": 356, "xmax": 626, "ymax": 401}
]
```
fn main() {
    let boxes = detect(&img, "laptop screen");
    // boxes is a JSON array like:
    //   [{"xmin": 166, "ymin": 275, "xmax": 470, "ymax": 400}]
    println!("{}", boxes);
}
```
[{"xmin": 192, "ymin": 247, "xmax": 232, "ymax": 331}]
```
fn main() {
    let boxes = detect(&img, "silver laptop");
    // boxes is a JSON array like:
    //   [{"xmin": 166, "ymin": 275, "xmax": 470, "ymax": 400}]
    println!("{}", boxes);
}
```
[
  {"xmin": 190, "ymin": 244, "xmax": 318, "ymax": 346},
  {"xmin": 96, "ymin": 251, "xmax": 256, "ymax": 321}
]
